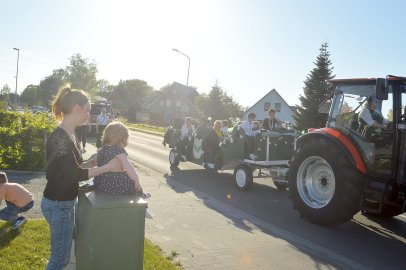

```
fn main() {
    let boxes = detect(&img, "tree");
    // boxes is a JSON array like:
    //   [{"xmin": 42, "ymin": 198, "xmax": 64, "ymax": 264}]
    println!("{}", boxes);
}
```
[
  {"xmin": 37, "ymin": 69, "xmax": 67, "ymax": 106},
  {"xmin": 66, "ymin": 54, "xmax": 98, "ymax": 93},
  {"xmin": 195, "ymin": 82, "xmax": 242, "ymax": 120},
  {"xmin": 111, "ymin": 79, "xmax": 154, "ymax": 117},
  {"xmin": 0, "ymin": 84, "xmax": 11, "ymax": 96},
  {"xmin": 96, "ymin": 79, "xmax": 114, "ymax": 98},
  {"xmin": 294, "ymin": 42, "xmax": 335, "ymax": 131},
  {"xmin": 20, "ymin": 85, "xmax": 39, "ymax": 107}
]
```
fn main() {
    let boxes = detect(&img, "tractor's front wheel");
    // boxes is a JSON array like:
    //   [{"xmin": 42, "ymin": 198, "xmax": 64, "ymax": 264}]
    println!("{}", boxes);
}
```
[{"xmin": 288, "ymin": 138, "xmax": 365, "ymax": 225}]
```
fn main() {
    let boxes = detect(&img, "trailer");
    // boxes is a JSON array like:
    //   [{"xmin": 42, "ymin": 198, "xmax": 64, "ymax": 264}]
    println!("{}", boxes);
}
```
[{"xmin": 163, "ymin": 124, "xmax": 298, "ymax": 191}]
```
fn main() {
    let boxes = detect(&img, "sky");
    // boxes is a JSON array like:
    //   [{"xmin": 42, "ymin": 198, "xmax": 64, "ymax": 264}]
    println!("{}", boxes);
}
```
[{"xmin": 1, "ymin": 0, "xmax": 406, "ymax": 108}]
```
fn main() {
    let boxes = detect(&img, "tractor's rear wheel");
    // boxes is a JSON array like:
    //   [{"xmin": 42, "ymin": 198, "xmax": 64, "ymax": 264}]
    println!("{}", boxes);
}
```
[
  {"xmin": 288, "ymin": 138, "xmax": 365, "ymax": 225},
  {"xmin": 169, "ymin": 149, "xmax": 180, "ymax": 168}
]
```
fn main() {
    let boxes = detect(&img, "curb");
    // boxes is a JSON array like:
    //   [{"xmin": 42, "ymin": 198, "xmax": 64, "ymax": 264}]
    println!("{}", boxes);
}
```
[{"xmin": 2, "ymin": 170, "xmax": 45, "ymax": 175}]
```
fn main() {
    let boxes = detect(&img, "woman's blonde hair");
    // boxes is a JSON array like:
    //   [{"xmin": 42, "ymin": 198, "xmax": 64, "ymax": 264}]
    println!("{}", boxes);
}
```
[
  {"xmin": 51, "ymin": 84, "xmax": 90, "ymax": 120},
  {"xmin": 102, "ymin": 121, "xmax": 129, "ymax": 147}
]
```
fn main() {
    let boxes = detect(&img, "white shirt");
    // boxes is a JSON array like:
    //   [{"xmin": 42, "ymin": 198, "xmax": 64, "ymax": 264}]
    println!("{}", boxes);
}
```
[
  {"xmin": 180, "ymin": 123, "xmax": 196, "ymax": 140},
  {"xmin": 96, "ymin": 114, "xmax": 109, "ymax": 126},
  {"xmin": 359, "ymin": 107, "xmax": 389, "ymax": 127},
  {"xmin": 240, "ymin": 120, "xmax": 259, "ymax": 137}
]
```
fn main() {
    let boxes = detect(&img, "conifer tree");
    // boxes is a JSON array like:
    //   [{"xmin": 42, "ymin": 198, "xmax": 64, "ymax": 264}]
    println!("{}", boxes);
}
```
[{"xmin": 294, "ymin": 42, "xmax": 335, "ymax": 131}]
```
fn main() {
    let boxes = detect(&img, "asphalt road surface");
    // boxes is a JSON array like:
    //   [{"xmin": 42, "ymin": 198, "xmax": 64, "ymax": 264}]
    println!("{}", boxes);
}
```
[{"xmin": 125, "ymin": 129, "xmax": 406, "ymax": 270}]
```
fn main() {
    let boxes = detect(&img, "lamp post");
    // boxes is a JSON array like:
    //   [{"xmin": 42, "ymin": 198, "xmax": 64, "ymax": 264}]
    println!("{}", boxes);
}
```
[
  {"xmin": 13, "ymin": 48, "xmax": 20, "ymax": 110},
  {"xmin": 172, "ymin": 48, "xmax": 190, "ymax": 86}
]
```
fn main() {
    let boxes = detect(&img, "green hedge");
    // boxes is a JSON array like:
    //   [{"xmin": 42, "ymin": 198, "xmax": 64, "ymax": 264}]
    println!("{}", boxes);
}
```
[{"xmin": 0, "ymin": 111, "xmax": 56, "ymax": 171}]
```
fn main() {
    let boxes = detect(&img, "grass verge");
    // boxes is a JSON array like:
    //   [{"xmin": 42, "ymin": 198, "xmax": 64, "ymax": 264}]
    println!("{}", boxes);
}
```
[
  {"xmin": 0, "ymin": 219, "xmax": 181, "ymax": 270},
  {"xmin": 121, "ymin": 119, "xmax": 166, "ymax": 136}
]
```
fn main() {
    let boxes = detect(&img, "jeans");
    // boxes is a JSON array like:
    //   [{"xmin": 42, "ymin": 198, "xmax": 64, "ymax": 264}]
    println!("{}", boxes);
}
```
[
  {"xmin": 41, "ymin": 197, "xmax": 75, "ymax": 270},
  {"xmin": 0, "ymin": 200, "xmax": 34, "ymax": 222}
]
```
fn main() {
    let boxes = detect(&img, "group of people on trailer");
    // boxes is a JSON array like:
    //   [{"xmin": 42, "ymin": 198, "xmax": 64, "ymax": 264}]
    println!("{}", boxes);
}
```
[{"xmin": 175, "ymin": 108, "xmax": 286, "ymax": 165}]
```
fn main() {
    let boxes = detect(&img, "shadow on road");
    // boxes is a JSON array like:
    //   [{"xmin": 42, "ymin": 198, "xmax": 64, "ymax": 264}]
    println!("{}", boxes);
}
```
[{"xmin": 164, "ymin": 167, "xmax": 406, "ymax": 270}]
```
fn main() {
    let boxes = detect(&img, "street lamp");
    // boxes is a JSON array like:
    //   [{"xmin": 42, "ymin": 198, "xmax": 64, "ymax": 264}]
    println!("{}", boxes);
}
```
[
  {"xmin": 13, "ymin": 48, "xmax": 19, "ymax": 110},
  {"xmin": 172, "ymin": 48, "xmax": 190, "ymax": 86}
]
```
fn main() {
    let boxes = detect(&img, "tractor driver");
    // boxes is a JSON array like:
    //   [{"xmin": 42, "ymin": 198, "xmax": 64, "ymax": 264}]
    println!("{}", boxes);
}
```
[{"xmin": 358, "ymin": 97, "xmax": 390, "ymax": 135}]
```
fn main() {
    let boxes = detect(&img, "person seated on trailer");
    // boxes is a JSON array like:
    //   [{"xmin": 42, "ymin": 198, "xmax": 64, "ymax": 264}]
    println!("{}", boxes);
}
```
[
  {"xmin": 181, "ymin": 117, "xmax": 196, "ymax": 140},
  {"xmin": 213, "ymin": 120, "xmax": 224, "ymax": 138},
  {"xmin": 240, "ymin": 112, "xmax": 260, "ymax": 160},
  {"xmin": 221, "ymin": 120, "xmax": 230, "ymax": 137},
  {"xmin": 252, "ymin": 120, "xmax": 261, "ymax": 131},
  {"xmin": 358, "ymin": 96, "xmax": 390, "ymax": 136},
  {"xmin": 179, "ymin": 117, "xmax": 196, "ymax": 159},
  {"xmin": 195, "ymin": 116, "xmax": 212, "ymax": 139},
  {"xmin": 204, "ymin": 121, "xmax": 221, "ymax": 168},
  {"xmin": 262, "ymin": 109, "xmax": 283, "ymax": 131}
]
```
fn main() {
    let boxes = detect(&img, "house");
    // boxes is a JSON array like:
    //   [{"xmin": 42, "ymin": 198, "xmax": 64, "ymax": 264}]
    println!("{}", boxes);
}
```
[
  {"xmin": 243, "ymin": 89, "xmax": 296, "ymax": 125},
  {"xmin": 145, "ymin": 82, "xmax": 200, "ymax": 123}
]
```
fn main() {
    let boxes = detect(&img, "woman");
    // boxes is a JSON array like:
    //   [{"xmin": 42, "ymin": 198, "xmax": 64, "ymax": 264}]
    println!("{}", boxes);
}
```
[
  {"xmin": 213, "ymin": 120, "xmax": 223, "ymax": 138},
  {"xmin": 41, "ymin": 85, "xmax": 122, "ymax": 270}
]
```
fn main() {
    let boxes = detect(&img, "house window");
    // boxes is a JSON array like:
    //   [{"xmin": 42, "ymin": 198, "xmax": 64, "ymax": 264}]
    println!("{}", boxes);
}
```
[
  {"xmin": 275, "ymin": 103, "xmax": 281, "ymax": 112},
  {"xmin": 173, "ymin": 88, "xmax": 176, "ymax": 94},
  {"xmin": 166, "ymin": 100, "xmax": 171, "ymax": 107},
  {"xmin": 176, "ymin": 100, "xmax": 181, "ymax": 107},
  {"xmin": 160, "ymin": 100, "xmax": 164, "ymax": 107},
  {"xmin": 264, "ymin": 102, "xmax": 271, "ymax": 112}
]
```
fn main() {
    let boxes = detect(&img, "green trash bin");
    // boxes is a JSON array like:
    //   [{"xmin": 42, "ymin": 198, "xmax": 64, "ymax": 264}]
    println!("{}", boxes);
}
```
[{"xmin": 76, "ymin": 190, "xmax": 147, "ymax": 270}]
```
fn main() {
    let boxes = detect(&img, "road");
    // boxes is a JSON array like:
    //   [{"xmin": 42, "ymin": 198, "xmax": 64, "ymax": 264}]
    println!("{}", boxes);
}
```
[{"xmin": 127, "ymin": 129, "xmax": 406, "ymax": 270}]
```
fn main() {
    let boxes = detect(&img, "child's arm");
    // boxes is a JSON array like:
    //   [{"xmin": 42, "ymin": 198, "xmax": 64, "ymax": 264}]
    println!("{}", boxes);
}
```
[
  {"xmin": 81, "ymin": 153, "xmax": 98, "ymax": 168},
  {"xmin": 116, "ymin": 153, "xmax": 143, "ymax": 191}
]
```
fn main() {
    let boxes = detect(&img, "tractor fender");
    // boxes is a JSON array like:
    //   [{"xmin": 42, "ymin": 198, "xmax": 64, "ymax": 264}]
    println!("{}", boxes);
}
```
[{"xmin": 296, "ymin": 128, "xmax": 367, "ymax": 174}]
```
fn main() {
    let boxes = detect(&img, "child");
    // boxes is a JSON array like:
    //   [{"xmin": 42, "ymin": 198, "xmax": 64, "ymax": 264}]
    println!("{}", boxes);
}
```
[
  {"xmin": 0, "ymin": 172, "xmax": 34, "ymax": 230},
  {"xmin": 93, "ymin": 122, "xmax": 153, "ymax": 217}
]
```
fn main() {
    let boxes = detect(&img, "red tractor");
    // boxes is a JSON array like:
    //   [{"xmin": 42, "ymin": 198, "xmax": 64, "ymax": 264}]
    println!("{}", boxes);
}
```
[{"xmin": 289, "ymin": 76, "xmax": 406, "ymax": 225}]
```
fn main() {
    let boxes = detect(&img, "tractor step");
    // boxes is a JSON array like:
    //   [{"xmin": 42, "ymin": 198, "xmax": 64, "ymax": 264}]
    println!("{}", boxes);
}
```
[{"xmin": 361, "ymin": 180, "xmax": 386, "ymax": 213}]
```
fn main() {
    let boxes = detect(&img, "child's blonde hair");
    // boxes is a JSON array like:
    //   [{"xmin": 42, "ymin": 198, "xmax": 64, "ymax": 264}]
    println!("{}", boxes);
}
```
[
  {"xmin": 102, "ymin": 121, "xmax": 129, "ymax": 147},
  {"xmin": 0, "ymin": 172, "xmax": 8, "ymax": 184}
]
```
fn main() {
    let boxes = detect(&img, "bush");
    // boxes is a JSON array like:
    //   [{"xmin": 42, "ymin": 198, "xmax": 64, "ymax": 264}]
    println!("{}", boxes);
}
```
[{"xmin": 0, "ymin": 111, "xmax": 56, "ymax": 171}]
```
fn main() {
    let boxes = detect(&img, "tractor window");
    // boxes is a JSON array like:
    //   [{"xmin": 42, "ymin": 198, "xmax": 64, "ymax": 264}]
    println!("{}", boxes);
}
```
[
  {"xmin": 331, "ymin": 93, "xmax": 365, "ymax": 131},
  {"xmin": 379, "ymin": 95, "xmax": 393, "ymax": 122}
]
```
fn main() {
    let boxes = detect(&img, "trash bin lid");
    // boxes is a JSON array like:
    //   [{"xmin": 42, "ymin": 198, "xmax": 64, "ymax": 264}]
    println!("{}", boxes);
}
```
[{"xmin": 85, "ymin": 191, "xmax": 148, "ymax": 209}]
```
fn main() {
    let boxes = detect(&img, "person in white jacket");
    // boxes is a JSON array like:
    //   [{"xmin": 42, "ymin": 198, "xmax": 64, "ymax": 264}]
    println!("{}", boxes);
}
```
[
  {"xmin": 181, "ymin": 117, "xmax": 196, "ymax": 140},
  {"xmin": 240, "ymin": 112, "xmax": 259, "ymax": 159},
  {"xmin": 179, "ymin": 117, "xmax": 196, "ymax": 160}
]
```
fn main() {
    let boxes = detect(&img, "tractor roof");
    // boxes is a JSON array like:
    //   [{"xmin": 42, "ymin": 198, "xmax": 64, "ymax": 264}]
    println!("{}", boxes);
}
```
[{"xmin": 329, "ymin": 76, "xmax": 406, "ymax": 86}]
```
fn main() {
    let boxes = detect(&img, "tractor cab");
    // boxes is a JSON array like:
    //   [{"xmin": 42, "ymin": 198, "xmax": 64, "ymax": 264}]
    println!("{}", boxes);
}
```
[{"xmin": 325, "ymin": 78, "xmax": 395, "ymax": 176}]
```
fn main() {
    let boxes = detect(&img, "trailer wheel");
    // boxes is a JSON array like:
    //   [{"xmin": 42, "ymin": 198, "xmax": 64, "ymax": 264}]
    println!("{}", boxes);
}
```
[
  {"xmin": 234, "ymin": 164, "xmax": 253, "ymax": 191},
  {"xmin": 288, "ymin": 138, "xmax": 365, "ymax": 225},
  {"xmin": 169, "ymin": 149, "xmax": 180, "ymax": 168}
]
